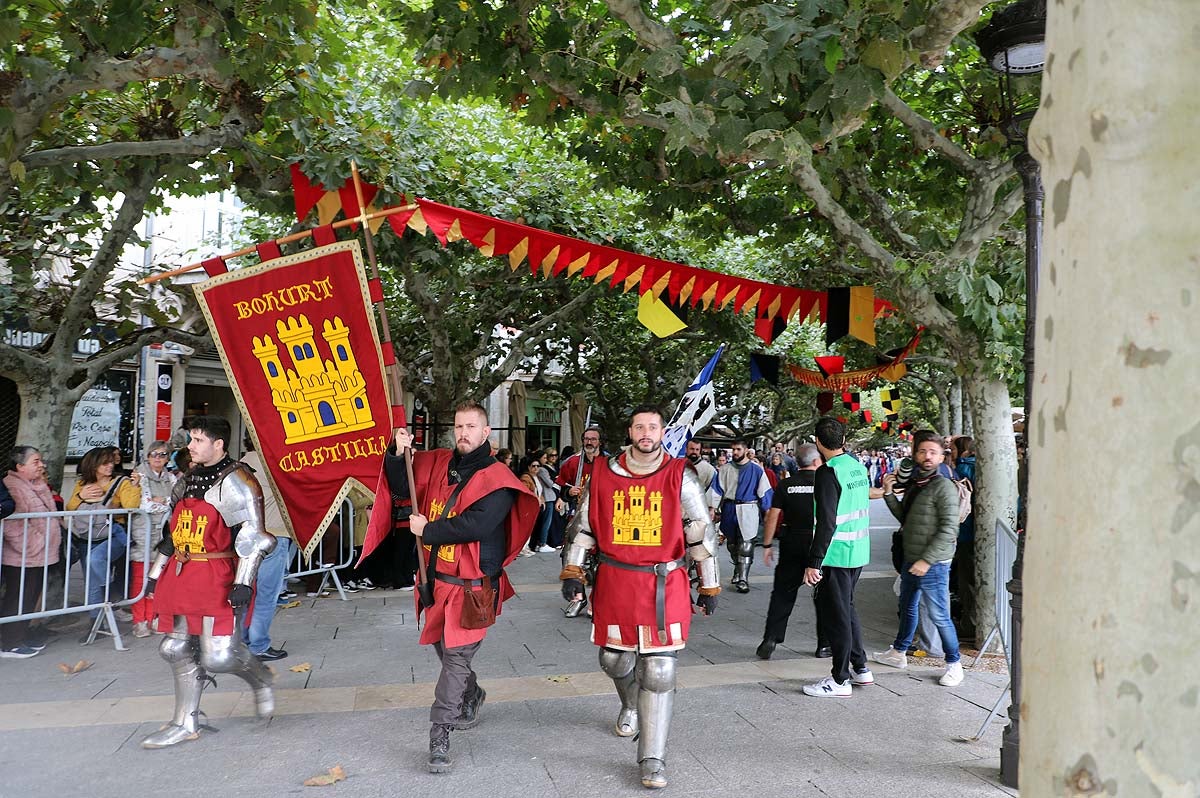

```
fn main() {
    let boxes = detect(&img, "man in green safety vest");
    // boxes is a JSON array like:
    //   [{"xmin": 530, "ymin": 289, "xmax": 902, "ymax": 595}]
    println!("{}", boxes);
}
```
[{"xmin": 801, "ymin": 417, "xmax": 875, "ymax": 698}]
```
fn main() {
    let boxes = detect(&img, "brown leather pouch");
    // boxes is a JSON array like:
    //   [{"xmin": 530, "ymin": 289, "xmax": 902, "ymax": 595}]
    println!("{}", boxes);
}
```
[{"xmin": 459, "ymin": 576, "xmax": 496, "ymax": 630}]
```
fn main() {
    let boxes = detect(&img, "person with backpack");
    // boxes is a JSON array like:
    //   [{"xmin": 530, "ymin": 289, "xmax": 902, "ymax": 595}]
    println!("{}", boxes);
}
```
[
  {"xmin": 951, "ymin": 437, "xmax": 977, "ymax": 639},
  {"xmin": 872, "ymin": 430, "xmax": 964, "ymax": 687}
]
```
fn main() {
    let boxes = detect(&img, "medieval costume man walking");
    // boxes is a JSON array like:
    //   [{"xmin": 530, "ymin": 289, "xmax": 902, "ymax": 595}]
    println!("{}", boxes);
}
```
[
  {"xmin": 142, "ymin": 416, "xmax": 276, "ymax": 748},
  {"xmin": 560, "ymin": 405, "xmax": 720, "ymax": 789},
  {"xmin": 392, "ymin": 401, "xmax": 539, "ymax": 774}
]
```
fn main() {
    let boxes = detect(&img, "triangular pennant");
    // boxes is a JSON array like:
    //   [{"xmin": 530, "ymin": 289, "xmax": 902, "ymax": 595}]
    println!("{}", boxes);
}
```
[
  {"xmin": 637, "ymin": 292, "xmax": 688, "ymax": 338},
  {"xmin": 826, "ymin": 286, "xmax": 851, "ymax": 346},
  {"xmin": 817, "ymin": 392, "xmax": 835, "ymax": 415},
  {"xmin": 749, "ymin": 353, "xmax": 780, "ymax": 386},
  {"xmin": 815, "ymin": 356, "xmax": 845, "ymax": 378},
  {"xmin": 754, "ymin": 315, "xmax": 787, "ymax": 346},
  {"xmin": 289, "ymin": 164, "xmax": 327, "ymax": 221}
]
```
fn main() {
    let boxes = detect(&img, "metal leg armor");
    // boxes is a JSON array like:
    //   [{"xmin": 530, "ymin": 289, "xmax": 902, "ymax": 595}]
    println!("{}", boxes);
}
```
[
  {"xmin": 142, "ymin": 618, "xmax": 205, "ymax": 749},
  {"xmin": 599, "ymin": 647, "xmax": 639, "ymax": 737},
  {"xmin": 636, "ymin": 654, "xmax": 677, "ymax": 789},
  {"xmin": 198, "ymin": 617, "xmax": 274, "ymax": 718},
  {"xmin": 733, "ymin": 539, "xmax": 754, "ymax": 592}
]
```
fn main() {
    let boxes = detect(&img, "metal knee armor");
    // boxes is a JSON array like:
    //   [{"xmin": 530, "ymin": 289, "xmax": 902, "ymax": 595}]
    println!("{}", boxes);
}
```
[{"xmin": 599, "ymin": 647, "xmax": 639, "ymax": 737}]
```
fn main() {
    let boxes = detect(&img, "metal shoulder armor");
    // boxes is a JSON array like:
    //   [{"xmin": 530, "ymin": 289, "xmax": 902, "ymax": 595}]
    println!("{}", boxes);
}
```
[
  {"xmin": 207, "ymin": 464, "xmax": 265, "ymax": 535},
  {"xmin": 681, "ymin": 466, "xmax": 718, "ymax": 559}
]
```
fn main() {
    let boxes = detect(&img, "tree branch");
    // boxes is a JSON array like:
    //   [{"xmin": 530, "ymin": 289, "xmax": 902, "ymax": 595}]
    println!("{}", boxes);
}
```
[
  {"xmin": 880, "ymin": 88, "xmax": 984, "ymax": 176},
  {"xmin": 908, "ymin": 0, "xmax": 995, "ymax": 69},
  {"xmin": 83, "ymin": 327, "xmax": 212, "ymax": 385},
  {"xmin": 842, "ymin": 168, "xmax": 920, "ymax": 251},
  {"xmin": 946, "ymin": 178, "xmax": 1023, "ymax": 263},
  {"xmin": 21, "ymin": 119, "xmax": 248, "ymax": 169},
  {"xmin": 605, "ymin": 0, "xmax": 678, "ymax": 50},
  {"xmin": 54, "ymin": 165, "xmax": 158, "ymax": 360}
]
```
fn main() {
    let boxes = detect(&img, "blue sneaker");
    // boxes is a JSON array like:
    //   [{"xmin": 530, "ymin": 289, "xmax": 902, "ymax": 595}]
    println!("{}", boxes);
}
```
[{"xmin": 0, "ymin": 645, "xmax": 40, "ymax": 659}]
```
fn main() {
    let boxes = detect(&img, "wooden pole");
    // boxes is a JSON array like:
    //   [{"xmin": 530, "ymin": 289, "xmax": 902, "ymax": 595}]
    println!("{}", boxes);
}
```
[
  {"xmin": 137, "ymin": 202, "xmax": 418, "ymax": 285},
  {"xmin": 347, "ymin": 162, "xmax": 428, "ymax": 588}
]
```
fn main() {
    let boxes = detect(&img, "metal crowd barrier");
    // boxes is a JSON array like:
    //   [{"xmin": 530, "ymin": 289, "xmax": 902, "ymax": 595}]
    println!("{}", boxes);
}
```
[
  {"xmin": 963, "ymin": 518, "xmax": 1019, "ymax": 741},
  {"xmin": 283, "ymin": 500, "xmax": 358, "ymax": 601},
  {"xmin": 0, "ymin": 507, "xmax": 153, "ymax": 652}
]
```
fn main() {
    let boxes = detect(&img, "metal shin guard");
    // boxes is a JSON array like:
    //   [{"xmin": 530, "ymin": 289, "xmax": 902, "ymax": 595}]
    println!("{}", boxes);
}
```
[
  {"xmin": 636, "ymin": 654, "xmax": 676, "ymax": 788},
  {"xmin": 142, "ymin": 635, "xmax": 204, "ymax": 749},
  {"xmin": 733, "ymin": 538, "xmax": 755, "ymax": 585},
  {"xmin": 599, "ymin": 647, "xmax": 639, "ymax": 737},
  {"xmin": 199, "ymin": 628, "xmax": 275, "ymax": 718}
]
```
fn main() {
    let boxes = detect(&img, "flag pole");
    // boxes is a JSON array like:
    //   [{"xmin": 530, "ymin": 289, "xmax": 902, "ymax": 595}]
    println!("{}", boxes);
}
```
[
  {"xmin": 347, "ymin": 161, "xmax": 428, "ymax": 587},
  {"xmin": 138, "ymin": 202, "xmax": 418, "ymax": 285}
]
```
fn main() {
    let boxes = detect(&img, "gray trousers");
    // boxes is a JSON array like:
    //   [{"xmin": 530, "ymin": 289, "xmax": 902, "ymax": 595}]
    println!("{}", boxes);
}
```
[{"xmin": 430, "ymin": 640, "xmax": 481, "ymax": 726}]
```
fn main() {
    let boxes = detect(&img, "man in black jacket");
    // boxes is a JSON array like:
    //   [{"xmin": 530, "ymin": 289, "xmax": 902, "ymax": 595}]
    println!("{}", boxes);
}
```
[{"xmin": 756, "ymin": 443, "xmax": 830, "ymax": 659}]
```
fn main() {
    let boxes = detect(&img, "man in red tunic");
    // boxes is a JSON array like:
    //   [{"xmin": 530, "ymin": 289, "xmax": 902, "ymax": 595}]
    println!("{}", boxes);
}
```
[
  {"xmin": 395, "ymin": 401, "xmax": 539, "ymax": 774},
  {"xmin": 141, "ymin": 416, "xmax": 276, "ymax": 749},
  {"xmin": 560, "ymin": 405, "xmax": 721, "ymax": 789}
]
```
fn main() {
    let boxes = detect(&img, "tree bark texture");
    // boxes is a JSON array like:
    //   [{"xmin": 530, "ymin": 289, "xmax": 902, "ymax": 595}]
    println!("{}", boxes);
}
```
[
  {"xmin": 949, "ymin": 377, "xmax": 964, "ymax": 436},
  {"xmin": 1021, "ymin": 2, "xmax": 1200, "ymax": 793},
  {"xmin": 962, "ymin": 368, "xmax": 1018, "ymax": 642}
]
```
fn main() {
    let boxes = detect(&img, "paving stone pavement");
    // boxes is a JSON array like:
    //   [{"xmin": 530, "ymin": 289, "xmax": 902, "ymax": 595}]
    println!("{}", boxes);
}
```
[{"xmin": 0, "ymin": 500, "xmax": 1015, "ymax": 797}]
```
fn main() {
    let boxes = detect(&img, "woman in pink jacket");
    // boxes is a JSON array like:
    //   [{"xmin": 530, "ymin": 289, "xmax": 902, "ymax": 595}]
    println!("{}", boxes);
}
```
[{"xmin": 1, "ymin": 446, "xmax": 61, "ymax": 659}]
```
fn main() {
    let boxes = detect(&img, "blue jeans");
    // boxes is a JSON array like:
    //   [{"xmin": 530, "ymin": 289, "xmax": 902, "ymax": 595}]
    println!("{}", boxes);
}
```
[
  {"xmin": 246, "ymin": 537, "xmax": 293, "ymax": 654},
  {"xmin": 893, "ymin": 561, "xmax": 960, "ymax": 664},
  {"xmin": 79, "ymin": 524, "xmax": 128, "ymax": 618},
  {"xmin": 533, "ymin": 503, "xmax": 556, "ymax": 549}
]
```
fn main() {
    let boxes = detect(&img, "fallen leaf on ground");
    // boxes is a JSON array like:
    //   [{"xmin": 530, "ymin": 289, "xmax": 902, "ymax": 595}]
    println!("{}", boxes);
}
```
[
  {"xmin": 280, "ymin": 600, "xmax": 302, "ymax": 609},
  {"xmin": 303, "ymin": 765, "xmax": 346, "ymax": 787},
  {"xmin": 290, "ymin": 662, "xmax": 312, "ymax": 673},
  {"xmin": 547, "ymin": 675, "xmax": 571, "ymax": 683},
  {"xmin": 58, "ymin": 660, "xmax": 92, "ymax": 675}
]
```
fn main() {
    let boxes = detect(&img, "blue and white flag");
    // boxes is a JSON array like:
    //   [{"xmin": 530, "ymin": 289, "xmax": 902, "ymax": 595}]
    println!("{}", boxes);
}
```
[{"xmin": 662, "ymin": 345, "xmax": 725, "ymax": 456}]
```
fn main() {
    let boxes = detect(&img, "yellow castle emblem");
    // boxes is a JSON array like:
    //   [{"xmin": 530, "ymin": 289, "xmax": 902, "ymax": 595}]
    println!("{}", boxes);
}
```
[
  {"xmin": 611, "ymin": 486, "xmax": 664, "ymax": 546},
  {"xmin": 252, "ymin": 314, "xmax": 374, "ymax": 444},
  {"xmin": 171, "ymin": 508, "xmax": 209, "ymax": 553}
]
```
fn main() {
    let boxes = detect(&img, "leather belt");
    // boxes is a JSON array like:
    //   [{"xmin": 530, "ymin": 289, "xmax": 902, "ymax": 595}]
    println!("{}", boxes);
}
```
[
  {"xmin": 434, "ymin": 572, "xmax": 500, "ymax": 588},
  {"xmin": 174, "ymin": 550, "xmax": 236, "ymax": 562},
  {"xmin": 597, "ymin": 553, "xmax": 686, "ymax": 645}
]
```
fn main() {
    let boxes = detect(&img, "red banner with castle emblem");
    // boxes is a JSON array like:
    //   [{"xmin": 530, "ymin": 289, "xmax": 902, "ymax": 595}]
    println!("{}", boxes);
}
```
[{"xmin": 193, "ymin": 240, "xmax": 391, "ymax": 558}]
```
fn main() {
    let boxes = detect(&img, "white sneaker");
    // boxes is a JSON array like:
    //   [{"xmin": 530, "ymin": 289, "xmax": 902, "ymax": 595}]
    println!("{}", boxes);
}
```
[
  {"xmin": 873, "ymin": 646, "xmax": 908, "ymax": 669},
  {"xmin": 802, "ymin": 676, "xmax": 852, "ymax": 697},
  {"xmin": 850, "ymin": 667, "xmax": 874, "ymax": 686},
  {"xmin": 518, "ymin": 548, "xmax": 537, "ymax": 558},
  {"xmin": 358, "ymin": 578, "xmax": 378, "ymax": 590},
  {"xmin": 939, "ymin": 662, "xmax": 964, "ymax": 687},
  {"xmin": 537, "ymin": 545, "xmax": 555, "ymax": 553}
]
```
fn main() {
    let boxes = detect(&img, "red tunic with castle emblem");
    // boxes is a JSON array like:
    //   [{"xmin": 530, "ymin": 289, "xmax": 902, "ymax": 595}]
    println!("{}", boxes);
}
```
[
  {"xmin": 153, "ymin": 497, "xmax": 239, "ymax": 635},
  {"xmin": 588, "ymin": 453, "xmax": 691, "ymax": 646},
  {"xmin": 412, "ymin": 450, "xmax": 539, "ymax": 648}
]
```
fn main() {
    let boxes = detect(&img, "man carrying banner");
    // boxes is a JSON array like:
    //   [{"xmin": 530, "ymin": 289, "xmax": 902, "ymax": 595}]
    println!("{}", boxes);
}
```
[
  {"xmin": 142, "ymin": 416, "xmax": 277, "ymax": 749},
  {"xmin": 710, "ymin": 439, "xmax": 773, "ymax": 593},
  {"xmin": 560, "ymin": 405, "xmax": 720, "ymax": 789},
  {"xmin": 392, "ymin": 402, "xmax": 539, "ymax": 775},
  {"xmin": 556, "ymin": 426, "xmax": 604, "ymax": 617}
]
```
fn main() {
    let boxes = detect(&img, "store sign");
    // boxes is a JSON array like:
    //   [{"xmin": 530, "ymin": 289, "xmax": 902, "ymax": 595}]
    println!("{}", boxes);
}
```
[
  {"xmin": 154, "ymin": 363, "xmax": 173, "ymax": 441},
  {"xmin": 67, "ymin": 389, "xmax": 122, "ymax": 458},
  {"xmin": 526, "ymin": 399, "xmax": 561, "ymax": 425}
]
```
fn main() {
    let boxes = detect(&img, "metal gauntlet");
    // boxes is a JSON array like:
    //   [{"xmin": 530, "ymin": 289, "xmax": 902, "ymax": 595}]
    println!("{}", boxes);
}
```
[{"xmin": 563, "ymin": 486, "xmax": 596, "ymax": 568}]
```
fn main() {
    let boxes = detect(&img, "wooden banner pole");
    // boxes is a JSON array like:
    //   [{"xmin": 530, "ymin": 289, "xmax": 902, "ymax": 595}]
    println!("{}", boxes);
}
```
[
  {"xmin": 138, "ymin": 202, "xmax": 418, "ymax": 285},
  {"xmin": 346, "ymin": 161, "xmax": 428, "ymax": 587}
]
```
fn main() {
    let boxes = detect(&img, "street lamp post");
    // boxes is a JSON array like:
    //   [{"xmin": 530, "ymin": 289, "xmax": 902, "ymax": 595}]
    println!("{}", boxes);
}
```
[{"xmin": 974, "ymin": 0, "xmax": 1046, "ymax": 789}]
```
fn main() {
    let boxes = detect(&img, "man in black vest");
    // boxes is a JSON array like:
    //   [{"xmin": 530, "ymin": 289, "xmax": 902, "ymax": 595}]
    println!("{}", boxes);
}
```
[{"xmin": 756, "ymin": 443, "xmax": 830, "ymax": 660}]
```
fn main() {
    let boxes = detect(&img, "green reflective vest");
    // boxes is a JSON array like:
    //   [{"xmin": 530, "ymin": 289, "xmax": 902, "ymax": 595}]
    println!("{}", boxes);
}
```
[{"xmin": 821, "ymin": 453, "xmax": 871, "ymax": 568}]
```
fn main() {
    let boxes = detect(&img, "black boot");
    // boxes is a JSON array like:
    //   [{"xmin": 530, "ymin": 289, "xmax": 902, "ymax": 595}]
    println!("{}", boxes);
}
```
[
  {"xmin": 454, "ymin": 685, "xmax": 487, "ymax": 730},
  {"xmin": 428, "ymin": 724, "xmax": 452, "ymax": 774},
  {"xmin": 756, "ymin": 639, "xmax": 776, "ymax": 660}
]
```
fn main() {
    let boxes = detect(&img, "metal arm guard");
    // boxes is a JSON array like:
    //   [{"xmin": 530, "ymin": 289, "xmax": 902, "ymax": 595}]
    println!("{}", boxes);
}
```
[
  {"xmin": 146, "ymin": 549, "xmax": 171, "ymax": 581},
  {"xmin": 563, "ymin": 485, "xmax": 596, "ymax": 569},
  {"xmin": 233, "ymin": 526, "xmax": 277, "ymax": 588},
  {"xmin": 681, "ymin": 468, "xmax": 720, "ymax": 590},
  {"xmin": 209, "ymin": 465, "xmax": 275, "ymax": 587}
]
